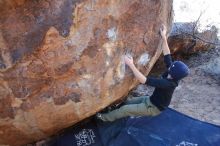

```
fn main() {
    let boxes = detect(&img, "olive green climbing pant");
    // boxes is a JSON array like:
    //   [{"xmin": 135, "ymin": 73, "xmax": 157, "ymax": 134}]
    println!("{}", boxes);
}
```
[{"xmin": 101, "ymin": 96, "xmax": 161, "ymax": 122}]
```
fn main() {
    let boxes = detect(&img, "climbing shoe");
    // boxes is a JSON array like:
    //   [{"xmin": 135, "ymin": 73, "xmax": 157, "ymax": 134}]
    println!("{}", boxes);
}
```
[{"xmin": 96, "ymin": 113, "xmax": 105, "ymax": 121}]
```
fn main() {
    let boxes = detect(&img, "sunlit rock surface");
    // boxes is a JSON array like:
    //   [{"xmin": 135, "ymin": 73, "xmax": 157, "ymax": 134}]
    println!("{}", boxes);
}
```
[{"xmin": 0, "ymin": 0, "xmax": 173, "ymax": 145}]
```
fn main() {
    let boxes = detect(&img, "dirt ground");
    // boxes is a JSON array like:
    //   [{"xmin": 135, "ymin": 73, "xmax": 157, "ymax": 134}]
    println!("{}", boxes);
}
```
[
  {"xmin": 170, "ymin": 47, "xmax": 220, "ymax": 125},
  {"xmin": 133, "ymin": 46, "xmax": 220, "ymax": 126}
]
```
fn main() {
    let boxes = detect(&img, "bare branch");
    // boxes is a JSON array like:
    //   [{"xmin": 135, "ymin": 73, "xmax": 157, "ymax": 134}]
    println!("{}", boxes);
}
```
[
  {"xmin": 181, "ymin": 32, "xmax": 220, "ymax": 46},
  {"xmin": 192, "ymin": 11, "xmax": 204, "ymax": 35}
]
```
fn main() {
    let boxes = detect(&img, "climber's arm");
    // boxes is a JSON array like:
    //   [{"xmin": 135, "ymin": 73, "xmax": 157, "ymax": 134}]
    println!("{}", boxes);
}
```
[
  {"xmin": 124, "ymin": 55, "xmax": 146, "ymax": 84},
  {"xmin": 160, "ymin": 24, "xmax": 172, "ymax": 68},
  {"xmin": 160, "ymin": 24, "xmax": 171, "ymax": 56}
]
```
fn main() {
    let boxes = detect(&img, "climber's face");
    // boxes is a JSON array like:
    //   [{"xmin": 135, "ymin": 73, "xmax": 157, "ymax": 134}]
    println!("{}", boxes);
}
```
[
  {"xmin": 167, "ymin": 67, "xmax": 172, "ymax": 79},
  {"xmin": 167, "ymin": 73, "xmax": 173, "ymax": 79}
]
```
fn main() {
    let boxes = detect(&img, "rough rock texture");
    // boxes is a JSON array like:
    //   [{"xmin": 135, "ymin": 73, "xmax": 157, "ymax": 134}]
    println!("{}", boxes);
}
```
[
  {"xmin": 0, "ymin": 0, "xmax": 173, "ymax": 145},
  {"xmin": 168, "ymin": 23, "xmax": 219, "ymax": 56}
]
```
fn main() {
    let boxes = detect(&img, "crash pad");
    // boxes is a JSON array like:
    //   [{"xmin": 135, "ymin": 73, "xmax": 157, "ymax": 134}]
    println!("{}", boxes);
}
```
[{"xmin": 51, "ymin": 108, "xmax": 220, "ymax": 146}]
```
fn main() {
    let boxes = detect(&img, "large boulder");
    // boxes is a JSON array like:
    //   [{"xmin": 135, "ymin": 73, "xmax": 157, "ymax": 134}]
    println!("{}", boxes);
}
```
[{"xmin": 0, "ymin": 0, "xmax": 173, "ymax": 145}]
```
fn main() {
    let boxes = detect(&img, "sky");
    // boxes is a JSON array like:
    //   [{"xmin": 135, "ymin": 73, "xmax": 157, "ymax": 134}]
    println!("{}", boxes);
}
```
[{"xmin": 173, "ymin": 0, "xmax": 220, "ymax": 38}]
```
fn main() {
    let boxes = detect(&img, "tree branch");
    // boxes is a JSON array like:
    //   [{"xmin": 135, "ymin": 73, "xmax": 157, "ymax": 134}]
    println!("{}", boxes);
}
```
[{"xmin": 180, "ymin": 32, "xmax": 220, "ymax": 46}]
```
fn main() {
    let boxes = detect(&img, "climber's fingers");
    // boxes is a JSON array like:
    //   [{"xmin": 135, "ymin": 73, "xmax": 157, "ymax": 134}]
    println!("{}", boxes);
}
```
[{"xmin": 160, "ymin": 24, "xmax": 167, "ymax": 37}]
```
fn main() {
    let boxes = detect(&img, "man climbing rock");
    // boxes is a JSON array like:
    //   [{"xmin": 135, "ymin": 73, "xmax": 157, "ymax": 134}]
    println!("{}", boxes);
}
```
[{"xmin": 97, "ymin": 25, "xmax": 190, "ymax": 122}]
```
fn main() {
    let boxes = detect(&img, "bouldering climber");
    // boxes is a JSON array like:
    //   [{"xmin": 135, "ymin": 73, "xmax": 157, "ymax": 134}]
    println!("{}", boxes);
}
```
[{"xmin": 97, "ymin": 25, "xmax": 190, "ymax": 122}]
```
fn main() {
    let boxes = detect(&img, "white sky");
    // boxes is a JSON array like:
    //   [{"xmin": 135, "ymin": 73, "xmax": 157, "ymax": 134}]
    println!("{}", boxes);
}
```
[{"xmin": 173, "ymin": 0, "xmax": 220, "ymax": 37}]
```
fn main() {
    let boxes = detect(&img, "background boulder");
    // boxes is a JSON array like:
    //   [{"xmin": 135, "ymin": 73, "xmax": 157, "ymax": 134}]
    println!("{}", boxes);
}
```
[{"xmin": 168, "ymin": 23, "xmax": 219, "ymax": 57}]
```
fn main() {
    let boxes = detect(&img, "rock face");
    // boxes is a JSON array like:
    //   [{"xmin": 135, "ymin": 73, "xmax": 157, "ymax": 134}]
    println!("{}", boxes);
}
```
[{"xmin": 0, "ymin": 0, "xmax": 173, "ymax": 145}]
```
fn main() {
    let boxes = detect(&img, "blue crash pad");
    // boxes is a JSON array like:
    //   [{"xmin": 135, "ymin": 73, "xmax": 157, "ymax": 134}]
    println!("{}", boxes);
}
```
[
  {"xmin": 51, "ymin": 120, "xmax": 103, "ymax": 146},
  {"xmin": 52, "ymin": 108, "xmax": 220, "ymax": 146}
]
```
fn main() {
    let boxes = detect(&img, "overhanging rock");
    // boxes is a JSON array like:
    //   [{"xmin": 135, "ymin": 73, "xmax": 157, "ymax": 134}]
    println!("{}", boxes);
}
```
[{"xmin": 0, "ymin": 0, "xmax": 173, "ymax": 145}]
